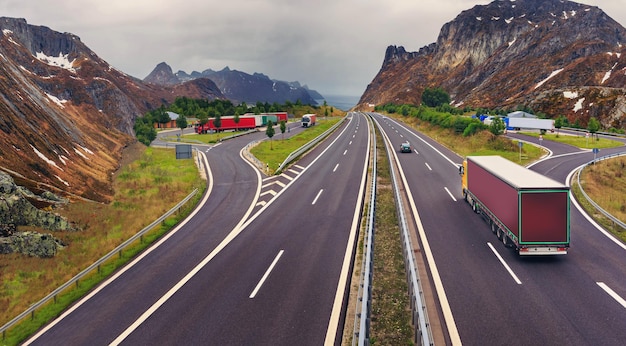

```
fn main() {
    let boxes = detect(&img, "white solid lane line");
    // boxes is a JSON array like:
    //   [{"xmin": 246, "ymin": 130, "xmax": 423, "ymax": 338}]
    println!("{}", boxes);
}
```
[
  {"xmin": 23, "ymin": 151, "xmax": 217, "ymax": 346},
  {"xmin": 597, "ymin": 282, "xmax": 626, "ymax": 309},
  {"xmin": 250, "ymin": 250, "xmax": 285, "ymax": 299},
  {"xmin": 487, "ymin": 242, "xmax": 522, "ymax": 285}
]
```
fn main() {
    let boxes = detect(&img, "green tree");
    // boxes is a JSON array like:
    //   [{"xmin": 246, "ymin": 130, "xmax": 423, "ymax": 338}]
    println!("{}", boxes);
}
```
[
  {"xmin": 422, "ymin": 87, "xmax": 451, "ymax": 107},
  {"xmin": 233, "ymin": 113, "xmax": 240, "ymax": 131},
  {"xmin": 134, "ymin": 122, "xmax": 157, "ymax": 146},
  {"xmin": 214, "ymin": 113, "xmax": 222, "ymax": 140},
  {"xmin": 196, "ymin": 113, "xmax": 208, "ymax": 134},
  {"xmin": 554, "ymin": 116, "xmax": 564, "ymax": 137},
  {"xmin": 587, "ymin": 117, "xmax": 600, "ymax": 140},
  {"xmin": 489, "ymin": 117, "xmax": 505, "ymax": 136},
  {"xmin": 176, "ymin": 115, "xmax": 188, "ymax": 137},
  {"xmin": 266, "ymin": 120, "xmax": 275, "ymax": 149},
  {"xmin": 280, "ymin": 120, "xmax": 286, "ymax": 139},
  {"xmin": 156, "ymin": 107, "xmax": 171, "ymax": 128}
]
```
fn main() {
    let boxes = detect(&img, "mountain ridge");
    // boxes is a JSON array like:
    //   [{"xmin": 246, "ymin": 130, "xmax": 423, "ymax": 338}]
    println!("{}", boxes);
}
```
[
  {"xmin": 144, "ymin": 62, "xmax": 322, "ymax": 105},
  {"xmin": 359, "ymin": 0, "xmax": 626, "ymax": 129},
  {"xmin": 0, "ymin": 17, "xmax": 224, "ymax": 202}
]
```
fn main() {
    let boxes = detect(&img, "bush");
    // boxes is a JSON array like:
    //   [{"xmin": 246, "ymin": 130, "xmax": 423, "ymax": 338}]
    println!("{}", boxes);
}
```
[{"xmin": 463, "ymin": 122, "xmax": 486, "ymax": 136}]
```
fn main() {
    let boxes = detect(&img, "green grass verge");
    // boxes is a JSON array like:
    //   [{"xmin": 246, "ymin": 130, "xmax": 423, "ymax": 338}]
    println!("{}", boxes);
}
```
[
  {"xmin": 520, "ymin": 132, "xmax": 624, "ymax": 149},
  {"xmin": 1, "ymin": 147, "xmax": 204, "ymax": 345},
  {"xmin": 250, "ymin": 117, "xmax": 342, "ymax": 174},
  {"xmin": 571, "ymin": 180, "xmax": 626, "ymax": 243}
]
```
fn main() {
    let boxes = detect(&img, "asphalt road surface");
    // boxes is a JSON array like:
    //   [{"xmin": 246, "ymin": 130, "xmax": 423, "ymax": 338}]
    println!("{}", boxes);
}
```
[
  {"xmin": 24, "ymin": 113, "xmax": 371, "ymax": 345},
  {"xmin": 372, "ymin": 113, "xmax": 626, "ymax": 346}
]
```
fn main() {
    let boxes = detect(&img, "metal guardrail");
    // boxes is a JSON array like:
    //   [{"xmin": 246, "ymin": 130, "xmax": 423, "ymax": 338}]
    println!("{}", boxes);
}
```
[
  {"xmin": 275, "ymin": 117, "xmax": 346, "ymax": 174},
  {"xmin": 576, "ymin": 152, "xmax": 626, "ymax": 231},
  {"xmin": 352, "ymin": 115, "xmax": 376, "ymax": 345},
  {"xmin": 243, "ymin": 139, "xmax": 269, "ymax": 173},
  {"xmin": 1, "ymin": 187, "xmax": 199, "ymax": 339},
  {"xmin": 383, "ymin": 124, "xmax": 432, "ymax": 346},
  {"xmin": 560, "ymin": 127, "xmax": 626, "ymax": 139},
  {"xmin": 365, "ymin": 114, "xmax": 432, "ymax": 345}
]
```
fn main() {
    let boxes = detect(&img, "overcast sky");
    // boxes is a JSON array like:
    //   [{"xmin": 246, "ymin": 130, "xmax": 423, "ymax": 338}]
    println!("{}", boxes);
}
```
[{"xmin": 1, "ymin": 0, "xmax": 624, "ymax": 97}]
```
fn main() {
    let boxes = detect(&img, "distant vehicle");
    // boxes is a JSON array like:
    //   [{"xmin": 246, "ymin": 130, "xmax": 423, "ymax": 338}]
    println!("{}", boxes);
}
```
[
  {"xmin": 302, "ymin": 114, "xmax": 316, "ymax": 128},
  {"xmin": 460, "ymin": 156, "xmax": 570, "ymax": 255},
  {"xmin": 506, "ymin": 117, "xmax": 554, "ymax": 132},
  {"xmin": 400, "ymin": 142, "xmax": 412, "ymax": 153}
]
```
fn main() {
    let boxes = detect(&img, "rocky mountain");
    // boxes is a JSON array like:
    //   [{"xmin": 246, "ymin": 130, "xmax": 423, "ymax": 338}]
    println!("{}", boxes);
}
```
[
  {"xmin": 359, "ymin": 0, "xmax": 626, "ymax": 129},
  {"xmin": 144, "ymin": 63, "xmax": 322, "ymax": 105},
  {"xmin": 0, "ymin": 17, "xmax": 224, "ymax": 203}
]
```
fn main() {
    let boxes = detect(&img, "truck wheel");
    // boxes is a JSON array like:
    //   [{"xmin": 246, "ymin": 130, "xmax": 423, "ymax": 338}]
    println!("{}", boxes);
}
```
[
  {"xmin": 496, "ymin": 227, "xmax": 503, "ymax": 240},
  {"xmin": 502, "ymin": 234, "xmax": 509, "ymax": 247},
  {"xmin": 490, "ymin": 222, "xmax": 497, "ymax": 234},
  {"xmin": 472, "ymin": 202, "xmax": 479, "ymax": 214}
]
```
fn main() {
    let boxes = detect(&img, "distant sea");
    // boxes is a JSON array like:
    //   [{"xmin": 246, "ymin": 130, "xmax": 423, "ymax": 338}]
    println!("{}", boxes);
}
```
[{"xmin": 317, "ymin": 94, "xmax": 360, "ymax": 111}]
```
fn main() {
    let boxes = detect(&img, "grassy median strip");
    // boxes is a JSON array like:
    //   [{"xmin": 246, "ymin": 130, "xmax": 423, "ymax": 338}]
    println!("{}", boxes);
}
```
[
  {"xmin": 250, "ymin": 117, "xmax": 342, "ymax": 174},
  {"xmin": 1, "ymin": 145, "xmax": 204, "ymax": 345},
  {"xmin": 369, "ymin": 127, "xmax": 413, "ymax": 344}
]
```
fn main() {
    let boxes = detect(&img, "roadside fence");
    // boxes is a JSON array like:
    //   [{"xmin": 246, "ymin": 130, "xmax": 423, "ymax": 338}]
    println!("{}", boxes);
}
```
[
  {"xmin": 576, "ymin": 152, "xmax": 626, "ymax": 231},
  {"xmin": 352, "ymin": 115, "xmax": 376, "ymax": 345},
  {"xmin": 0, "ymin": 188, "xmax": 199, "ymax": 339}
]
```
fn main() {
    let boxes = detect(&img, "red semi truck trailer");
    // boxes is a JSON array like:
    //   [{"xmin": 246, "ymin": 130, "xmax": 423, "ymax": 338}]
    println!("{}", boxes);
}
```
[
  {"xmin": 195, "ymin": 115, "xmax": 258, "ymax": 133},
  {"xmin": 460, "ymin": 156, "xmax": 570, "ymax": 255},
  {"xmin": 195, "ymin": 112, "xmax": 288, "ymax": 133}
]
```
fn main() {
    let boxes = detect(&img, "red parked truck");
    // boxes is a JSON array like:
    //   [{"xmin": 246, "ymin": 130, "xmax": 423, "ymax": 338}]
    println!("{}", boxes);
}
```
[
  {"xmin": 195, "ymin": 115, "xmax": 257, "ymax": 133},
  {"xmin": 194, "ymin": 112, "xmax": 288, "ymax": 134},
  {"xmin": 460, "ymin": 156, "xmax": 570, "ymax": 255}
]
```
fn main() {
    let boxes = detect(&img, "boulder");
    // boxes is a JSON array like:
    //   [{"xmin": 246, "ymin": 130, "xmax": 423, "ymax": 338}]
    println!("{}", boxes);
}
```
[
  {"xmin": 0, "ymin": 231, "xmax": 65, "ymax": 258},
  {"xmin": 0, "ymin": 171, "xmax": 76, "ymax": 232}
]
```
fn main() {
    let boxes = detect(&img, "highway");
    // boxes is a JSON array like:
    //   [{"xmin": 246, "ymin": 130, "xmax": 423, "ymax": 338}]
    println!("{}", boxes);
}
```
[
  {"xmin": 24, "ymin": 113, "xmax": 371, "ymax": 345},
  {"xmin": 371, "ymin": 113, "xmax": 626, "ymax": 345},
  {"xmin": 21, "ymin": 111, "xmax": 626, "ymax": 345}
]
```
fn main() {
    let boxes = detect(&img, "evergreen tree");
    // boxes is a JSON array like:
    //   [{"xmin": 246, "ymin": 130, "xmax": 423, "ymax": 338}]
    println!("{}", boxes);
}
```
[
  {"xmin": 587, "ymin": 117, "xmax": 600, "ymax": 140},
  {"xmin": 233, "ymin": 113, "xmax": 240, "ymax": 131},
  {"xmin": 422, "ymin": 87, "xmax": 451, "ymax": 107},
  {"xmin": 214, "ymin": 114, "xmax": 222, "ymax": 140},
  {"xmin": 266, "ymin": 120, "xmax": 275, "ymax": 149},
  {"xmin": 280, "ymin": 120, "xmax": 286, "ymax": 140},
  {"xmin": 489, "ymin": 117, "xmax": 505, "ymax": 136},
  {"xmin": 176, "ymin": 115, "xmax": 188, "ymax": 137},
  {"xmin": 156, "ymin": 107, "xmax": 171, "ymax": 128},
  {"xmin": 554, "ymin": 116, "xmax": 564, "ymax": 137}
]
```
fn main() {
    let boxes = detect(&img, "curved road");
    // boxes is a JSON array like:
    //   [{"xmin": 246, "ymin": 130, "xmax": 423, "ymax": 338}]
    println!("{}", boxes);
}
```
[{"xmin": 24, "ymin": 113, "xmax": 371, "ymax": 345}]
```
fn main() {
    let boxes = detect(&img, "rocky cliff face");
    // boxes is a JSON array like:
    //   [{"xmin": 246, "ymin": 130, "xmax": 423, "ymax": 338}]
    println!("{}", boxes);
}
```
[
  {"xmin": 359, "ymin": 0, "xmax": 626, "ymax": 129},
  {"xmin": 0, "ymin": 17, "xmax": 224, "ymax": 203},
  {"xmin": 145, "ymin": 63, "xmax": 321, "ymax": 105},
  {"xmin": 0, "ymin": 171, "xmax": 70, "ymax": 257}
]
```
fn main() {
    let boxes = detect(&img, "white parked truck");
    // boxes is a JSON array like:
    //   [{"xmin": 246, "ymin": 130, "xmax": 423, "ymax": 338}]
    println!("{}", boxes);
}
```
[{"xmin": 507, "ymin": 117, "xmax": 554, "ymax": 131}]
